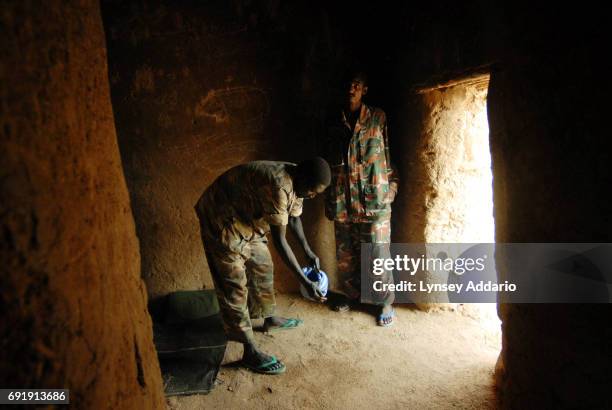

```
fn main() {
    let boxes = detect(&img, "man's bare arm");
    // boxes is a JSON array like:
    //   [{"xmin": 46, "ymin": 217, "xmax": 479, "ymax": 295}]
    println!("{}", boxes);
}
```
[
  {"xmin": 288, "ymin": 216, "xmax": 320, "ymax": 270},
  {"xmin": 270, "ymin": 224, "xmax": 326, "ymax": 301}
]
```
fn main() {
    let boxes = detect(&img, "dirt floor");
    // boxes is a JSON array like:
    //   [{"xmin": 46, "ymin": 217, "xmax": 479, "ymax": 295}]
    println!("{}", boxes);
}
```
[{"xmin": 168, "ymin": 293, "xmax": 500, "ymax": 410}]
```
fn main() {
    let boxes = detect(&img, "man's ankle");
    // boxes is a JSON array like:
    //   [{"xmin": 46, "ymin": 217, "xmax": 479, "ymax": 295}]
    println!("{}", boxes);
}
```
[{"xmin": 243, "ymin": 341, "xmax": 257, "ymax": 356}]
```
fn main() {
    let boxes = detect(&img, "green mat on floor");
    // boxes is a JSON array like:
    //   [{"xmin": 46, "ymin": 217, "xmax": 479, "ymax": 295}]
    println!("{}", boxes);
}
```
[{"xmin": 150, "ymin": 290, "xmax": 227, "ymax": 396}]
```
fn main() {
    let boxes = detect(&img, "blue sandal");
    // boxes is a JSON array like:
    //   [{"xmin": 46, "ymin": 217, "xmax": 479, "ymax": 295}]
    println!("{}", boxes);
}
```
[{"xmin": 377, "ymin": 308, "xmax": 395, "ymax": 327}]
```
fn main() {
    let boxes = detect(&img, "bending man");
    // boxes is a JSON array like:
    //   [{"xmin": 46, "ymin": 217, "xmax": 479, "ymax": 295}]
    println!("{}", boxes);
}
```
[{"xmin": 195, "ymin": 158, "xmax": 330, "ymax": 374}]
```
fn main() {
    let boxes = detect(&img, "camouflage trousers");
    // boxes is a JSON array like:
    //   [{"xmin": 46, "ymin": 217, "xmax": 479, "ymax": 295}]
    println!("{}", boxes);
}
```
[
  {"xmin": 199, "ymin": 220, "xmax": 275, "ymax": 344},
  {"xmin": 335, "ymin": 218, "xmax": 394, "ymax": 306}
]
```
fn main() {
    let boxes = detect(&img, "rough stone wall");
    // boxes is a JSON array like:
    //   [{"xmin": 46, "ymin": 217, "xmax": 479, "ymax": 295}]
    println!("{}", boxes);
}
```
[{"xmin": 0, "ymin": 2, "xmax": 164, "ymax": 408}]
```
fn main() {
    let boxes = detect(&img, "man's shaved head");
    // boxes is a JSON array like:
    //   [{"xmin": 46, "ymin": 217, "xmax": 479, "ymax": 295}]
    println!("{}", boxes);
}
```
[
  {"xmin": 293, "ymin": 157, "xmax": 331, "ymax": 198},
  {"xmin": 297, "ymin": 157, "xmax": 331, "ymax": 187}
]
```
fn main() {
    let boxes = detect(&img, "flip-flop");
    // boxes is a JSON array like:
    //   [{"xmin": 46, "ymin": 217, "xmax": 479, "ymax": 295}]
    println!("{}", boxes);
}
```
[
  {"xmin": 264, "ymin": 318, "xmax": 303, "ymax": 332},
  {"xmin": 377, "ymin": 308, "xmax": 395, "ymax": 327},
  {"xmin": 241, "ymin": 355, "xmax": 286, "ymax": 375}
]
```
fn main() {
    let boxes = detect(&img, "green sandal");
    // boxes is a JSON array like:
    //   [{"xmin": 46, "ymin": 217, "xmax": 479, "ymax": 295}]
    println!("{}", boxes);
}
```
[
  {"xmin": 264, "ymin": 318, "xmax": 303, "ymax": 332},
  {"xmin": 242, "ymin": 356, "xmax": 286, "ymax": 375}
]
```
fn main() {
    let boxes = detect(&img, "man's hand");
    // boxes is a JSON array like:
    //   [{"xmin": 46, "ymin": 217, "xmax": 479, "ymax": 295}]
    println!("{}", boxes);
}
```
[
  {"xmin": 305, "ymin": 279, "xmax": 327, "ymax": 302},
  {"xmin": 288, "ymin": 216, "xmax": 321, "ymax": 270},
  {"xmin": 305, "ymin": 249, "xmax": 320, "ymax": 271},
  {"xmin": 384, "ymin": 187, "xmax": 397, "ymax": 204},
  {"xmin": 271, "ymin": 224, "xmax": 325, "ymax": 301}
]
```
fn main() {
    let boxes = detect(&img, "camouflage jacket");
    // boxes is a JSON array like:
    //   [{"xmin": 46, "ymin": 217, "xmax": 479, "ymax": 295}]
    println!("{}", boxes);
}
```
[
  {"xmin": 324, "ymin": 104, "xmax": 398, "ymax": 223},
  {"xmin": 195, "ymin": 161, "xmax": 303, "ymax": 241}
]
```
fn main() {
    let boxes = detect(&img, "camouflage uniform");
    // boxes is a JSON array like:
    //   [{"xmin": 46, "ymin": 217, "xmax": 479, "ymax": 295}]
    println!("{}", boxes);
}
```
[
  {"xmin": 325, "ymin": 104, "xmax": 398, "ymax": 304},
  {"xmin": 195, "ymin": 161, "xmax": 303, "ymax": 343}
]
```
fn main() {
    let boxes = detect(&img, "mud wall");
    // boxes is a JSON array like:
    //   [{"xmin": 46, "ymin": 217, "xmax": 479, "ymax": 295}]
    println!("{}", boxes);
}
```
[
  {"xmin": 101, "ymin": 1, "xmax": 432, "ymax": 298},
  {"xmin": 487, "ymin": 6, "xmax": 612, "ymax": 409},
  {"xmin": 101, "ymin": 0, "xmax": 350, "ymax": 297},
  {"xmin": 394, "ymin": 81, "xmax": 493, "ymax": 244},
  {"xmin": 390, "ymin": 3, "xmax": 492, "ymax": 245},
  {"xmin": 394, "ymin": 81, "xmax": 494, "ymax": 308},
  {"xmin": 0, "ymin": 2, "xmax": 164, "ymax": 408},
  {"xmin": 390, "ymin": 3, "xmax": 611, "ymax": 407}
]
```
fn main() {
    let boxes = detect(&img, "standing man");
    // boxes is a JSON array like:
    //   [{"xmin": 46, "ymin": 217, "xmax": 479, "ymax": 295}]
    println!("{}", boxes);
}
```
[
  {"xmin": 324, "ymin": 71, "xmax": 399, "ymax": 326},
  {"xmin": 195, "ymin": 158, "xmax": 330, "ymax": 375}
]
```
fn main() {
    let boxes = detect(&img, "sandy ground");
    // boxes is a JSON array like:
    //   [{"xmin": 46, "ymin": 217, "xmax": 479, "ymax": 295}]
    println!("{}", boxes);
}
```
[{"xmin": 168, "ymin": 294, "xmax": 500, "ymax": 410}]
